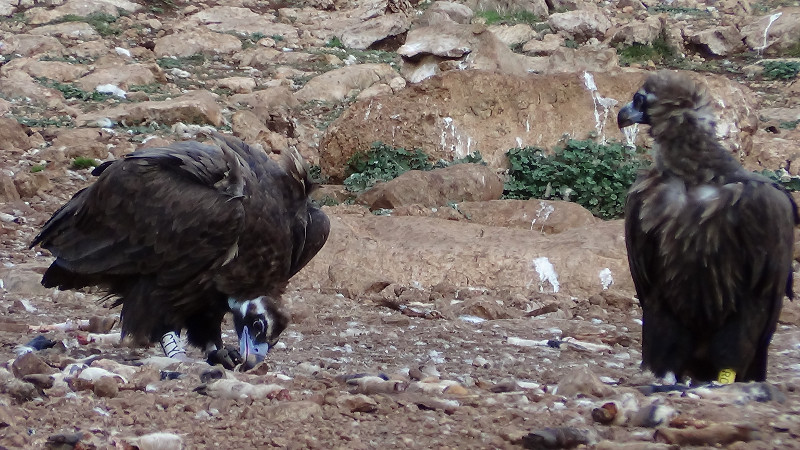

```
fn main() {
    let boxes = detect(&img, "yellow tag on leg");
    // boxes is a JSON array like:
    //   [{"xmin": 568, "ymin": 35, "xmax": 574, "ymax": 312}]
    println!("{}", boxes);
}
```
[{"xmin": 718, "ymin": 368, "xmax": 736, "ymax": 384}]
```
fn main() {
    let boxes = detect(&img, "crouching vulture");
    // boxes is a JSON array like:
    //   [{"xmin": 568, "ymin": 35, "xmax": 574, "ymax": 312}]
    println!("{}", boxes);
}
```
[
  {"xmin": 31, "ymin": 132, "xmax": 330, "ymax": 369},
  {"xmin": 618, "ymin": 71, "xmax": 797, "ymax": 384}
]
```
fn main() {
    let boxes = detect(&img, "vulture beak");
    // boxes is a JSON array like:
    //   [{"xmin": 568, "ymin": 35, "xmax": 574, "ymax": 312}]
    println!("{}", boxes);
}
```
[
  {"xmin": 618, "ymin": 92, "xmax": 650, "ymax": 128},
  {"xmin": 229, "ymin": 296, "xmax": 288, "ymax": 369}
]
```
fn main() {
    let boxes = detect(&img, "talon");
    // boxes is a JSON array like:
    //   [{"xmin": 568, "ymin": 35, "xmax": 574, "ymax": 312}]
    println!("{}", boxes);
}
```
[{"xmin": 718, "ymin": 368, "xmax": 736, "ymax": 384}]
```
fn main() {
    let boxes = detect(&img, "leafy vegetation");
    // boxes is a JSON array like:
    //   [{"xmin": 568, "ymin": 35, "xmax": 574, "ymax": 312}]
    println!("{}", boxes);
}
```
[
  {"xmin": 474, "ymin": 9, "xmax": 542, "ymax": 25},
  {"xmin": 779, "ymin": 120, "xmax": 800, "ymax": 130},
  {"xmin": 58, "ymin": 13, "xmax": 121, "ymax": 37},
  {"xmin": 647, "ymin": 4, "xmax": 708, "ymax": 15},
  {"xmin": 31, "ymin": 164, "xmax": 46, "ymax": 173},
  {"xmin": 760, "ymin": 169, "xmax": 800, "ymax": 191},
  {"xmin": 325, "ymin": 37, "xmax": 345, "ymax": 48},
  {"xmin": 503, "ymin": 140, "xmax": 650, "ymax": 219},
  {"xmin": 36, "ymin": 77, "xmax": 112, "ymax": 102},
  {"xmin": 71, "ymin": 157, "xmax": 100, "ymax": 170},
  {"xmin": 617, "ymin": 34, "xmax": 677, "ymax": 66},
  {"xmin": 761, "ymin": 60, "xmax": 800, "ymax": 80},
  {"xmin": 342, "ymin": 142, "xmax": 485, "ymax": 193},
  {"xmin": 146, "ymin": 0, "xmax": 178, "ymax": 14},
  {"xmin": 156, "ymin": 54, "xmax": 207, "ymax": 69},
  {"xmin": 15, "ymin": 115, "xmax": 74, "ymax": 128}
]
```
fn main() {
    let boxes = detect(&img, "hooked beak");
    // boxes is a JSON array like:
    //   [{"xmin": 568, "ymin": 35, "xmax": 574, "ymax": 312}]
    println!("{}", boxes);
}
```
[
  {"xmin": 617, "ymin": 102, "xmax": 647, "ymax": 129},
  {"xmin": 239, "ymin": 325, "xmax": 269, "ymax": 368}
]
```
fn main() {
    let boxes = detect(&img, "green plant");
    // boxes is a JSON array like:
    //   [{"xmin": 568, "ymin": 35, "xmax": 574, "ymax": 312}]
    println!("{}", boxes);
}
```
[
  {"xmin": 71, "ymin": 157, "xmax": 99, "ymax": 170},
  {"xmin": 779, "ymin": 120, "xmax": 800, "ymax": 130},
  {"xmin": 783, "ymin": 40, "xmax": 800, "ymax": 58},
  {"xmin": 564, "ymin": 39, "xmax": 579, "ymax": 49},
  {"xmin": 474, "ymin": 9, "xmax": 541, "ymax": 25},
  {"xmin": 617, "ymin": 34, "xmax": 676, "ymax": 66},
  {"xmin": 271, "ymin": 34, "xmax": 285, "ymax": 42},
  {"xmin": 36, "ymin": 77, "xmax": 111, "ymax": 101},
  {"xmin": 15, "ymin": 116, "xmax": 74, "ymax": 128},
  {"xmin": 325, "ymin": 37, "xmax": 345, "ymax": 48},
  {"xmin": 762, "ymin": 60, "xmax": 800, "ymax": 80},
  {"xmin": 503, "ymin": 140, "xmax": 650, "ymax": 219},
  {"xmin": 434, "ymin": 151, "xmax": 485, "ymax": 168},
  {"xmin": 759, "ymin": 169, "xmax": 800, "ymax": 191},
  {"xmin": 647, "ymin": 4, "xmax": 707, "ymax": 15},
  {"xmin": 156, "ymin": 54, "xmax": 206, "ymax": 69},
  {"xmin": 58, "ymin": 12, "xmax": 120, "ymax": 36},
  {"xmin": 31, "ymin": 164, "xmax": 46, "ymax": 173},
  {"xmin": 343, "ymin": 142, "xmax": 433, "ymax": 192}
]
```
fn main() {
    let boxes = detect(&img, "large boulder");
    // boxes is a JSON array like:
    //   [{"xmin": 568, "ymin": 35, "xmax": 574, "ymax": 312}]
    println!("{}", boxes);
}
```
[
  {"xmin": 398, "ymin": 23, "xmax": 528, "ymax": 83},
  {"xmin": 78, "ymin": 90, "xmax": 223, "ymax": 127},
  {"xmin": 356, "ymin": 164, "xmax": 504, "ymax": 210},
  {"xmin": 741, "ymin": 8, "xmax": 800, "ymax": 55},
  {"xmin": 290, "ymin": 212, "xmax": 632, "ymax": 297},
  {"xmin": 548, "ymin": 9, "xmax": 613, "ymax": 42},
  {"xmin": 294, "ymin": 63, "xmax": 399, "ymax": 103},
  {"xmin": 154, "ymin": 29, "xmax": 242, "ymax": 58},
  {"xmin": 340, "ymin": 13, "xmax": 411, "ymax": 49},
  {"xmin": 686, "ymin": 26, "xmax": 746, "ymax": 57},
  {"xmin": 319, "ymin": 70, "xmax": 759, "ymax": 182}
]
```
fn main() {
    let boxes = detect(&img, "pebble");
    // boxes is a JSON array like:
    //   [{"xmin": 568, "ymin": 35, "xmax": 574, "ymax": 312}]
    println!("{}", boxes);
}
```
[{"xmin": 93, "ymin": 376, "xmax": 119, "ymax": 398}]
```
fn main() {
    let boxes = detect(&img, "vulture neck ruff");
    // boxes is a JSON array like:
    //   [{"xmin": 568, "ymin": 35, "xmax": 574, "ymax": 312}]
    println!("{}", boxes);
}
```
[{"xmin": 647, "ymin": 89, "xmax": 737, "ymax": 185}]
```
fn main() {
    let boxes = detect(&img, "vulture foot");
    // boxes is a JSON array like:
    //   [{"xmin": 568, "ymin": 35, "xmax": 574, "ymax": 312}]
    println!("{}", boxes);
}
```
[{"xmin": 207, "ymin": 347, "xmax": 243, "ymax": 370}]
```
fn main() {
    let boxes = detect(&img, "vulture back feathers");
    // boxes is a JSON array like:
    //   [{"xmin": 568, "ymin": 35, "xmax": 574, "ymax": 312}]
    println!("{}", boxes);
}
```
[
  {"xmin": 31, "ymin": 133, "xmax": 329, "ymax": 359},
  {"xmin": 618, "ymin": 71, "xmax": 798, "ymax": 383}
]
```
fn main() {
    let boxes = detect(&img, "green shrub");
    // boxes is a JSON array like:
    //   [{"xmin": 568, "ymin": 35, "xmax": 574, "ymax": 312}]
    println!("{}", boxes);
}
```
[
  {"xmin": 617, "ymin": 34, "xmax": 676, "ymax": 66},
  {"xmin": 503, "ymin": 140, "xmax": 650, "ymax": 219},
  {"xmin": 759, "ymin": 169, "xmax": 800, "ymax": 191},
  {"xmin": 71, "ymin": 157, "xmax": 99, "ymax": 170},
  {"xmin": 474, "ymin": 9, "xmax": 541, "ymax": 25},
  {"xmin": 36, "ymin": 78, "xmax": 111, "ymax": 101},
  {"xmin": 31, "ymin": 164, "xmax": 45, "ymax": 173},
  {"xmin": 59, "ymin": 13, "xmax": 120, "ymax": 36},
  {"xmin": 343, "ymin": 142, "xmax": 432, "ymax": 192},
  {"xmin": 762, "ymin": 60, "xmax": 800, "ymax": 80},
  {"xmin": 325, "ymin": 37, "xmax": 345, "ymax": 48}
]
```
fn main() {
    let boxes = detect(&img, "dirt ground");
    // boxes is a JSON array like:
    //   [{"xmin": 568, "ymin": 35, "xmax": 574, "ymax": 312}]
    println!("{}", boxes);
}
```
[{"xmin": 1, "ymin": 262, "xmax": 800, "ymax": 449}]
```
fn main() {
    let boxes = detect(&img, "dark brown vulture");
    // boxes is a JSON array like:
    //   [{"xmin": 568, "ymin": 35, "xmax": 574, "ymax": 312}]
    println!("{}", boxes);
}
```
[
  {"xmin": 618, "ymin": 71, "xmax": 798, "ymax": 384},
  {"xmin": 31, "ymin": 132, "xmax": 329, "ymax": 369}
]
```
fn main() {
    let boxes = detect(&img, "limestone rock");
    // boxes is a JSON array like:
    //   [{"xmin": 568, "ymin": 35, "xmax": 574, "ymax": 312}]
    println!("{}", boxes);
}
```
[
  {"xmin": 290, "ymin": 213, "xmax": 633, "ymax": 297},
  {"xmin": 556, "ymin": 365, "xmax": 615, "ymax": 397},
  {"xmin": 607, "ymin": 16, "xmax": 663, "ymax": 46},
  {"xmin": 189, "ymin": 5, "xmax": 297, "ymax": 38},
  {"xmin": 548, "ymin": 9, "xmax": 613, "ymax": 42},
  {"xmin": 742, "ymin": 8, "xmax": 800, "ymax": 55},
  {"xmin": 464, "ymin": 0, "xmax": 548, "ymax": 19},
  {"xmin": 75, "ymin": 63, "xmax": 164, "ymax": 91},
  {"xmin": 230, "ymin": 110, "xmax": 289, "ymax": 153},
  {"xmin": 154, "ymin": 28, "xmax": 242, "ymax": 58},
  {"xmin": 0, "ymin": 58, "xmax": 88, "ymax": 82},
  {"xmin": 356, "ymin": 164, "xmax": 504, "ymax": 210},
  {"xmin": 12, "ymin": 352, "xmax": 57, "ymax": 378},
  {"xmin": 541, "ymin": 45, "xmax": 620, "ymax": 73},
  {"xmin": 0, "ymin": 71, "xmax": 65, "ymax": 108},
  {"xmin": 488, "ymin": 24, "xmax": 537, "ymax": 47},
  {"xmin": 0, "ymin": 117, "xmax": 32, "ymax": 151},
  {"xmin": 24, "ymin": 0, "xmax": 139, "ymax": 25},
  {"xmin": 28, "ymin": 22, "xmax": 100, "ymax": 41},
  {"xmin": 398, "ymin": 23, "xmax": 528, "ymax": 83},
  {"xmin": 686, "ymin": 25, "xmax": 746, "ymax": 56},
  {"xmin": 414, "ymin": 1, "xmax": 475, "ymax": 27},
  {"xmin": 340, "ymin": 13, "xmax": 411, "ymax": 50},
  {"xmin": 78, "ymin": 90, "xmax": 223, "ymax": 127},
  {"xmin": 294, "ymin": 63, "xmax": 398, "ymax": 103},
  {"xmin": 0, "ymin": 34, "xmax": 65, "ymax": 57},
  {"xmin": 13, "ymin": 171, "xmax": 51, "ymax": 198}
]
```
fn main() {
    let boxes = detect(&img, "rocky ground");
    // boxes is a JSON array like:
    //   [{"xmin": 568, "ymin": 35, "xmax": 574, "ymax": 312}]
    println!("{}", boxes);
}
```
[{"xmin": 2, "ymin": 0, "xmax": 800, "ymax": 448}]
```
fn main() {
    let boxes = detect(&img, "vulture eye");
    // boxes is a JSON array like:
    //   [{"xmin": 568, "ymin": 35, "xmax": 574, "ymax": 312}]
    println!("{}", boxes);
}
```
[{"xmin": 633, "ymin": 93, "xmax": 647, "ymax": 110}]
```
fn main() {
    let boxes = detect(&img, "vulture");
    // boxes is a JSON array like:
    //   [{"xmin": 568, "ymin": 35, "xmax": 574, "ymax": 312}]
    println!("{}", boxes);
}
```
[
  {"xmin": 618, "ymin": 71, "xmax": 798, "ymax": 384},
  {"xmin": 31, "ymin": 132, "xmax": 330, "ymax": 369}
]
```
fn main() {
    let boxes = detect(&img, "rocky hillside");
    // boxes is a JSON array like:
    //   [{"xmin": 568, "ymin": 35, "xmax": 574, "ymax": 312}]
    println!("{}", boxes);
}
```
[{"xmin": 1, "ymin": 0, "xmax": 800, "ymax": 448}]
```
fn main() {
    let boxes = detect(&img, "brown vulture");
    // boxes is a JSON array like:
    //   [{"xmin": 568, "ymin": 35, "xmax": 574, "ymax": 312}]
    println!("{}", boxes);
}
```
[
  {"xmin": 618, "ymin": 71, "xmax": 797, "ymax": 384},
  {"xmin": 31, "ymin": 132, "xmax": 329, "ymax": 369}
]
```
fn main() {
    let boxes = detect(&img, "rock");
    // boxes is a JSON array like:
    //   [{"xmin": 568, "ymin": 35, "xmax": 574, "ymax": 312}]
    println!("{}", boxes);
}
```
[
  {"xmin": 522, "ymin": 33, "xmax": 564, "ymax": 56},
  {"xmin": 230, "ymin": 110, "xmax": 289, "ymax": 153},
  {"xmin": 0, "ymin": 34, "xmax": 64, "ymax": 57},
  {"xmin": 194, "ymin": 379, "xmax": 287, "ymax": 400},
  {"xmin": 488, "ymin": 24, "xmax": 537, "ymax": 47},
  {"xmin": 13, "ymin": 171, "xmax": 51, "ymax": 198},
  {"xmin": 548, "ymin": 9, "xmax": 613, "ymax": 42},
  {"xmin": 0, "ymin": 0, "xmax": 16, "ymax": 16},
  {"xmin": 12, "ymin": 352, "xmax": 57, "ymax": 378},
  {"xmin": 154, "ymin": 28, "xmax": 243, "ymax": 58},
  {"xmin": 0, "ymin": 117, "xmax": 31, "ymax": 151},
  {"xmin": 521, "ymin": 427, "xmax": 591, "ymax": 449},
  {"xmin": 262, "ymin": 401, "xmax": 323, "ymax": 422},
  {"xmin": 356, "ymin": 164, "xmax": 503, "ymax": 210},
  {"xmin": 607, "ymin": 16, "xmax": 663, "ymax": 46},
  {"xmin": 78, "ymin": 90, "xmax": 223, "ymax": 127},
  {"xmin": 24, "ymin": 0, "xmax": 139, "ymax": 25},
  {"xmin": 290, "ymin": 213, "xmax": 633, "ymax": 297},
  {"xmin": 555, "ymin": 365, "xmax": 615, "ymax": 397},
  {"xmin": 744, "ymin": 134, "xmax": 800, "ymax": 174},
  {"xmin": 92, "ymin": 376, "xmax": 119, "ymax": 398},
  {"xmin": 334, "ymin": 394, "xmax": 379, "ymax": 413},
  {"xmin": 0, "ymin": 58, "xmax": 88, "ymax": 83},
  {"xmin": 28, "ymin": 22, "xmax": 100, "ymax": 41},
  {"xmin": 340, "ymin": 13, "xmax": 411, "ymax": 50},
  {"xmin": 122, "ymin": 432, "xmax": 184, "ymax": 450},
  {"xmin": 455, "ymin": 296, "xmax": 521, "ymax": 319},
  {"xmin": 294, "ymin": 63, "xmax": 398, "ymax": 103},
  {"xmin": 686, "ymin": 26, "xmax": 746, "ymax": 57},
  {"xmin": 464, "ymin": 0, "xmax": 549, "ymax": 19},
  {"xmin": 540, "ymin": 45, "xmax": 620, "ymax": 74},
  {"xmin": 415, "ymin": 1, "xmax": 475, "ymax": 27},
  {"xmin": 215, "ymin": 76, "xmax": 256, "ymax": 94},
  {"xmin": 75, "ymin": 63, "xmax": 165, "ymax": 91},
  {"xmin": 189, "ymin": 5, "xmax": 296, "ymax": 38},
  {"xmin": 655, "ymin": 423, "xmax": 760, "ymax": 446},
  {"xmin": 0, "ymin": 369, "xmax": 39, "ymax": 402},
  {"xmin": 49, "ymin": 128, "xmax": 111, "ymax": 161},
  {"xmin": 0, "ymin": 405, "xmax": 15, "ymax": 427},
  {"xmin": 398, "ymin": 23, "xmax": 528, "ymax": 83},
  {"xmin": 0, "ymin": 71, "xmax": 66, "ymax": 108},
  {"xmin": 742, "ymin": 8, "xmax": 800, "ymax": 55}
]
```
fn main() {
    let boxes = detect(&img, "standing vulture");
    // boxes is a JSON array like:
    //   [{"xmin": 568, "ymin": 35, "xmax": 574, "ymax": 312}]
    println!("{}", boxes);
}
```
[
  {"xmin": 618, "ymin": 71, "xmax": 797, "ymax": 384},
  {"xmin": 31, "ymin": 132, "xmax": 330, "ymax": 369}
]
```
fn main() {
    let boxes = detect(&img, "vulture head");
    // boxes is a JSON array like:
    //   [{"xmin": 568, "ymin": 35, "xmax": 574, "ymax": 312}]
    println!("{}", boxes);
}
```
[
  {"xmin": 229, "ymin": 296, "xmax": 288, "ymax": 366},
  {"xmin": 618, "ymin": 70, "xmax": 716, "ymax": 138}
]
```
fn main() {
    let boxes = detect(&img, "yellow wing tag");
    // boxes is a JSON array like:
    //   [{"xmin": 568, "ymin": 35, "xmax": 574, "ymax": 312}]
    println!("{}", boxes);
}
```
[{"xmin": 718, "ymin": 368, "xmax": 736, "ymax": 384}]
